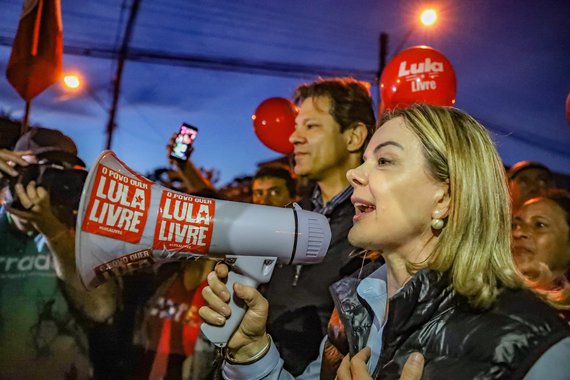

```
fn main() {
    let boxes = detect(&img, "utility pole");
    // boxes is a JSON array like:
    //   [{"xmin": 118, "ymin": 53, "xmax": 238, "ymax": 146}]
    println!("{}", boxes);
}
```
[
  {"xmin": 105, "ymin": 0, "xmax": 142, "ymax": 150},
  {"xmin": 377, "ymin": 8, "xmax": 438, "ymax": 115},
  {"xmin": 377, "ymin": 32, "xmax": 389, "ymax": 115}
]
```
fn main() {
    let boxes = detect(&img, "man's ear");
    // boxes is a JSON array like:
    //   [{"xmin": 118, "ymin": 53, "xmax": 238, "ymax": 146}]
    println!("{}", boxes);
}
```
[{"xmin": 343, "ymin": 122, "xmax": 368, "ymax": 153}]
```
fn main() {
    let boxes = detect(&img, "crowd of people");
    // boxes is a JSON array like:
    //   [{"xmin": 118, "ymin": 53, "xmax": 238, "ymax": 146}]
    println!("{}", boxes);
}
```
[{"xmin": 1, "ymin": 77, "xmax": 569, "ymax": 380}]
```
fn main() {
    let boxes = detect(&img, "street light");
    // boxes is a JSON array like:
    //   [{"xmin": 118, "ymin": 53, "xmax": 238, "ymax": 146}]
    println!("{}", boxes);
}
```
[
  {"xmin": 63, "ymin": 74, "xmax": 81, "ymax": 89},
  {"xmin": 420, "ymin": 9, "xmax": 438, "ymax": 27},
  {"xmin": 60, "ymin": 71, "xmax": 109, "ymax": 113},
  {"xmin": 376, "ymin": 7, "xmax": 439, "ymax": 112}
]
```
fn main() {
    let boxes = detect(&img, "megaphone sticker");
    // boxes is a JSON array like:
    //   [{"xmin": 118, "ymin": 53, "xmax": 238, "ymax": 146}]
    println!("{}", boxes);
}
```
[
  {"xmin": 153, "ymin": 190, "xmax": 215, "ymax": 253},
  {"xmin": 82, "ymin": 164, "xmax": 152, "ymax": 243},
  {"xmin": 94, "ymin": 248, "xmax": 154, "ymax": 283}
]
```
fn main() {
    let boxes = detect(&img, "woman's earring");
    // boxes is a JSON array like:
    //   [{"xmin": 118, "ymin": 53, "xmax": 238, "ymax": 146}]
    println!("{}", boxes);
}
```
[{"xmin": 431, "ymin": 218, "xmax": 445, "ymax": 230}]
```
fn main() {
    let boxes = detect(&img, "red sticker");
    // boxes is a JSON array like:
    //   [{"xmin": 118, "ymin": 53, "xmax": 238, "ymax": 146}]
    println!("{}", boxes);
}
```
[
  {"xmin": 82, "ymin": 164, "xmax": 151, "ymax": 243},
  {"xmin": 94, "ymin": 249, "xmax": 154, "ymax": 283},
  {"xmin": 153, "ymin": 190, "xmax": 215, "ymax": 253}
]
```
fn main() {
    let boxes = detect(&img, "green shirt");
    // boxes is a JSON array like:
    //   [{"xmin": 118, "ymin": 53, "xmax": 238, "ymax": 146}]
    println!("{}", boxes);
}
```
[{"xmin": 0, "ymin": 211, "xmax": 91, "ymax": 379}]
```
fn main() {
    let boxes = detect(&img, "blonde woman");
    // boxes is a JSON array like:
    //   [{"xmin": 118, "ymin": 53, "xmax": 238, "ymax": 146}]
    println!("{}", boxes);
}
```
[{"xmin": 200, "ymin": 104, "xmax": 570, "ymax": 379}]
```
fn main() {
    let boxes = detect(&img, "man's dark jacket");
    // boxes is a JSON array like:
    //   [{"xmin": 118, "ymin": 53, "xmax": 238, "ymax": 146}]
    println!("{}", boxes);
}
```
[{"xmin": 263, "ymin": 191, "xmax": 363, "ymax": 375}]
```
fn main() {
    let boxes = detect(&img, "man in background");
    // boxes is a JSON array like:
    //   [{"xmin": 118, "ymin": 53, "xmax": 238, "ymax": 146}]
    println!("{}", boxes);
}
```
[
  {"xmin": 252, "ymin": 164, "xmax": 297, "ymax": 207},
  {"xmin": 263, "ymin": 77, "xmax": 376, "ymax": 375},
  {"xmin": 508, "ymin": 160, "xmax": 555, "ymax": 211}
]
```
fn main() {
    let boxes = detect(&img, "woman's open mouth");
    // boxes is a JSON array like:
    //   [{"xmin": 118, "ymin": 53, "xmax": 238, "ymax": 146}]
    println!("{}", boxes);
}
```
[{"xmin": 352, "ymin": 197, "xmax": 376, "ymax": 221}]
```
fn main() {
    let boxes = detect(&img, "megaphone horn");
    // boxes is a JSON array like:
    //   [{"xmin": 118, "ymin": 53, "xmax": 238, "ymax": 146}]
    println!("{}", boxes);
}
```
[{"xmin": 75, "ymin": 151, "xmax": 331, "ymax": 345}]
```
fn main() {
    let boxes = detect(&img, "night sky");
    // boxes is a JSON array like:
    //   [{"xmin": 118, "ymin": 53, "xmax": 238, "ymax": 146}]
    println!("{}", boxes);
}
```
[{"xmin": 0, "ymin": 0, "xmax": 569, "ymax": 185}]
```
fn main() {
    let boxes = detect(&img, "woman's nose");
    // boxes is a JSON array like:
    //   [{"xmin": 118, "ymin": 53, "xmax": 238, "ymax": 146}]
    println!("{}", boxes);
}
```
[
  {"xmin": 347, "ymin": 164, "xmax": 367, "ymax": 188},
  {"xmin": 512, "ymin": 224, "xmax": 529, "ymax": 240}
]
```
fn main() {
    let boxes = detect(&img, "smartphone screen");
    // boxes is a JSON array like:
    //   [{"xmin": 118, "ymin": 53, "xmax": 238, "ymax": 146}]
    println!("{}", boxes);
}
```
[{"xmin": 170, "ymin": 123, "xmax": 198, "ymax": 161}]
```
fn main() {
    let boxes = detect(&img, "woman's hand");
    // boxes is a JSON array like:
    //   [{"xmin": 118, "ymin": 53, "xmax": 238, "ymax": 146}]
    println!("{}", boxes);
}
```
[
  {"xmin": 198, "ymin": 263, "xmax": 270, "ymax": 362},
  {"xmin": 336, "ymin": 348, "xmax": 424, "ymax": 380},
  {"xmin": 336, "ymin": 347, "xmax": 373, "ymax": 380},
  {"xmin": 399, "ymin": 353, "xmax": 424, "ymax": 380}
]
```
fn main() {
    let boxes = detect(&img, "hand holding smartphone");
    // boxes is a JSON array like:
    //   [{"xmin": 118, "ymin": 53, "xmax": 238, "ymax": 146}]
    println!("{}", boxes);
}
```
[{"xmin": 170, "ymin": 123, "xmax": 198, "ymax": 162}]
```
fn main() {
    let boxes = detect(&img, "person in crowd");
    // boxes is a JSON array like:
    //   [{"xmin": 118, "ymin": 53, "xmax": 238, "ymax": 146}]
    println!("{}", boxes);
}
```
[
  {"xmin": 261, "ymin": 77, "xmax": 377, "ymax": 375},
  {"xmin": 200, "ymin": 104, "xmax": 570, "ymax": 379},
  {"xmin": 508, "ymin": 160, "xmax": 555, "ymax": 211},
  {"xmin": 512, "ymin": 188, "xmax": 570, "ymax": 314},
  {"xmin": 0, "ymin": 127, "xmax": 117, "ymax": 379},
  {"xmin": 124, "ymin": 258, "xmax": 217, "ymax": 380},
  {"xmin": 166, "ymin": 132, "xmax": 219, "ymax": 199},
  {"xmin": 251, "ymin": 164, "xmax": 297, "ymax": 207}
]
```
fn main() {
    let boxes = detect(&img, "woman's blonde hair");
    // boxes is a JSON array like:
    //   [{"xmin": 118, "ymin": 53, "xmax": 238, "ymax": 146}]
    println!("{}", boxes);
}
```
[{"xmin": 381, "ymin": 104, "xmax": 522, "ymax": 308}]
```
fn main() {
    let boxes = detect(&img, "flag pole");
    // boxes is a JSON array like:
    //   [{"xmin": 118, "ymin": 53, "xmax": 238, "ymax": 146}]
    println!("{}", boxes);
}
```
[
  {"xmin": 22, "ymin": 100, "xmax": 31, "ymax": 134},
  {"xmin": 6, "ymin": 0, "xmax": 63, "ymax": 133}
]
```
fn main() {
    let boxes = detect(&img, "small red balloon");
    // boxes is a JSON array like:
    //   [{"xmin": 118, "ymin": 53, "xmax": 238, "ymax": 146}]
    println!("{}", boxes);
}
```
[
  {"xmin": 380, "ymin": 46, "xmax": 457, "ymax": 110},
  {"xmin": 253, "ymin": 97, "xmax": 298, "ymax": 154}
]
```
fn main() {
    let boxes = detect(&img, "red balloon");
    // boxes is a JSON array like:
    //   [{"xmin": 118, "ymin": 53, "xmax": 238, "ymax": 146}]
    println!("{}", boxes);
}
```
[
  {"xmin": 253, "ymin": 97, "xmax": 298, "ymax": 154},
  {"xmin": 380, "ymin": 46, "xmax": 457, "ymax": 110}
]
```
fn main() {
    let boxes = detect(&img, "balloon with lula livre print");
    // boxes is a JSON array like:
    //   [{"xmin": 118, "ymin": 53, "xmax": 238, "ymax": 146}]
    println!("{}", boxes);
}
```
[{"xmin": 380, "ymin": 45, "xmax": 457, "ymax": 110}]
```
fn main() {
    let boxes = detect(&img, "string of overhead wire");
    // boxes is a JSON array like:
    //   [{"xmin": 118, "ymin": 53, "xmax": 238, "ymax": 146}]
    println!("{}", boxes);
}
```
[
  {"xmin": 131, "ymin": 11, "xmax": 362, "ymax": 60},
  {"xmin": 62, "ymin": 11, "xmax": 122, "ymax": 44},
  {"xmin": 108, "ymin": 0, "xmax": 129, "ymax": 98},
  {"xmin": 137, "ymin": 0, "xmax": 375, "ymax": 56},
  {"xmin": 0, "ymin": 0, "xmax": 378, "ymax": 79},
  {"xmin": 151, "ymin": 0, "xmax": 373, "ymax": 43},
  {"xmin": 14, "ymin": 0, "xmax": 377, "ymax": 62}
]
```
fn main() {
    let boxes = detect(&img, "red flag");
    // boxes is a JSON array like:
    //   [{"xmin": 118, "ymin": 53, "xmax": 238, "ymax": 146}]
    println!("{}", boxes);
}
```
[{"xmin": 6, "ymin": 0, "xmax": 63, "ymax": 101}]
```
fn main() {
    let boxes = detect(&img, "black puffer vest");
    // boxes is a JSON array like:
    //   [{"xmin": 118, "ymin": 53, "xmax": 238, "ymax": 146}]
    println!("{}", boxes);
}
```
[{"xmin": 321, "ymin": 266, "xmax": 570, "ymax": 380}]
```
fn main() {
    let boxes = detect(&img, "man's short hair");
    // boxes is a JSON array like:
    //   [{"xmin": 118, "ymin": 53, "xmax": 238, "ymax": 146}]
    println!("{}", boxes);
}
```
[
  {"xmin": 253, "ymin": 164, "xmax": 297, "ymax": 198},
  {"xmin": 507, "ymin": 160, "xmax": 553, "ymax": 181},
  {"xmin": 293, "ymin": 77, "xmax": 376, "ymax": 150}
]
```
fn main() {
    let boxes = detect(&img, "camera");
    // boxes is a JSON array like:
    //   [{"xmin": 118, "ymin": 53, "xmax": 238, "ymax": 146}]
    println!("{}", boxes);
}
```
[
  {"xmin": 1, "ymin": 153, "xmax": 88, "ymax": 227},
  {"xmin": 170, "ymin": 123, "xmax": 198, "ymax": 162}
]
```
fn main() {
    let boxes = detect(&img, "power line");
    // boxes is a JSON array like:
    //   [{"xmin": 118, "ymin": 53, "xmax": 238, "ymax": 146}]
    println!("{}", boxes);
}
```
[
  {"xmin": 140, "ymin": 1, "xmax": 373, "ymax": 53},
  {"xmin": 0, "ymin": 36, "xmax": 376, "ymax": 81}
]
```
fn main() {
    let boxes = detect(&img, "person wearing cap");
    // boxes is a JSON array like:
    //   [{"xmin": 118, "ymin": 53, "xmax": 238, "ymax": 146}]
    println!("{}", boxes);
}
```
[
  {"xmin": 508, "ymin": 160, "xmax": 555, "ymax": 211},
  {"xmin": 0, "ymin": 127, "xmax": 117, "ymax": 379}
]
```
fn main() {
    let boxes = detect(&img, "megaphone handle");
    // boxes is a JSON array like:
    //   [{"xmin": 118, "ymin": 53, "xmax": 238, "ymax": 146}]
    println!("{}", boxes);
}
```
[{"xmin": 201, "ymin": 270, "xmax": 259, "ymax": 347}]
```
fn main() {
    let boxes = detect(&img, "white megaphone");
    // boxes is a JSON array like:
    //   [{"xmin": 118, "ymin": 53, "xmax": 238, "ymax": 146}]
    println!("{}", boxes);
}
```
[{"xmin": 75, "ymin": 151, "xmax": 331, "ymax": 347}]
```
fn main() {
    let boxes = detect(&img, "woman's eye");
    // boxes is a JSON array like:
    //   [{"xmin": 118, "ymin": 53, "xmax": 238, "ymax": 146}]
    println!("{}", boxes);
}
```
[
  {"xmin": 377, "ymin": 157, "xmax": 392, "ymax": 165},
  {"xmin": 535, "ymin": 222, "xmax": 547, "ymax": 228}
]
